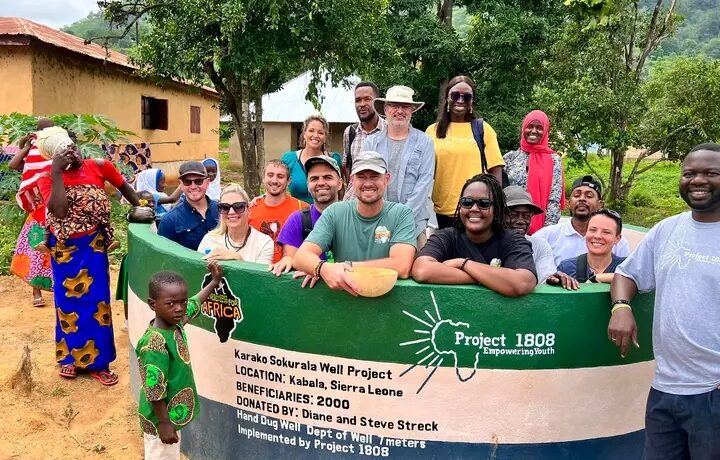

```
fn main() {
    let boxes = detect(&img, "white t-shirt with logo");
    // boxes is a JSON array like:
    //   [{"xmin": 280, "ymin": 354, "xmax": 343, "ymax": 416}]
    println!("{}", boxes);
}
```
[{"xmin": 616, "ymin": 212, "xmax": 720, "ymax": 395}]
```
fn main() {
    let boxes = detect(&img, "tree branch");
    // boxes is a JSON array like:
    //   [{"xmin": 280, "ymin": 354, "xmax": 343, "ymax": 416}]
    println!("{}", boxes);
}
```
[
  {"xmin": 636, "ymin": 157, "xmax": 668, "ymax": 175},
  {"xmin": 582, "ymin": 151, "xmax": 605, "ymax": 187},
  {"xmin": 625, "ymin": 0, "xmax": 639, "ymax": 70},
  {"xmin": 85, "ymin": 2, "xmax": 170, "ymax": 45},
  {"xmin": 635, "ymin": 0, "xmax": 664, "ymax": 78}
]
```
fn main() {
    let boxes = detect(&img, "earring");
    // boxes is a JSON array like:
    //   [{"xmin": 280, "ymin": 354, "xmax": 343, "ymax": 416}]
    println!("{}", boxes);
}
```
[
  {"xmin": 470, "ymin": 106, "xmax": 473, "ymax": 113},
  {"xmin": 446, "ymin": 102, "xmax": 450, "ymax": 113}
]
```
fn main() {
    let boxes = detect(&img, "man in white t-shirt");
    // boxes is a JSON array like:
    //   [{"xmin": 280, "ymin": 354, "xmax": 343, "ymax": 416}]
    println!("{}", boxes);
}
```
[
  {"xmin": 608, "ymin": 144, "xmax": 720, "ymax": 460},
  {"xmin": 534, "ymin": 175, "xmax": 630, "ymax": 265}
]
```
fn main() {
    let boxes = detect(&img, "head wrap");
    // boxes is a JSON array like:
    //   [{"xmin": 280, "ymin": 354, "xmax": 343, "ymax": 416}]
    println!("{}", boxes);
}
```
[
  {"xmin": 35, "ymin": 127, "xmax": 73, "ymax": 159},
  {"xmin": 519, "ymin": 110, "xmax": 566, "ymax": 234},
  {"xmin": 203, "ymin": 158, "xmax": 221, "ymax": 201},
  {"xmin": 135, "ymin": 168, "xmax": 163, "ymax": 194}
]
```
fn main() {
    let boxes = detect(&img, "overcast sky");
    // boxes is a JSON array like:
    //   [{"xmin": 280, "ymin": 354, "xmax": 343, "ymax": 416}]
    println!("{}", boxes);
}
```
[{"xmin": 1, "ymin": 0, "xmax": 98, "ymax": 29}]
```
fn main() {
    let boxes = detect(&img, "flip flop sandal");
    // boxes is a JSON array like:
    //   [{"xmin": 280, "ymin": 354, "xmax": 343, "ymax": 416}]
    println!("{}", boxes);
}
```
[
  {"xmin": 32, "ymin": 298, "xmax": 46, "ymax": 308},
  {"xmin": 59, "ymin": 364, "xmax": 77, "ymax": 379},
  {"xmin": 89, "ymin": 370, "xmax": 119, "ymax": 386}
]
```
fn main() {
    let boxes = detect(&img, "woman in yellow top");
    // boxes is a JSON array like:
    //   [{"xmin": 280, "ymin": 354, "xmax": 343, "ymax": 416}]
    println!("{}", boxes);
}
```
[{"xmin": 426, "ymin": 75, "xmax": 505, "ymax": 229}]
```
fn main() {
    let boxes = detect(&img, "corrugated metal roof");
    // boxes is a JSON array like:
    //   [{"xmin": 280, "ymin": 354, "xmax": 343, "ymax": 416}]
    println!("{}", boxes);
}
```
[
  {"xmin": 0, "ymin": 17, "xmax": 218, "ymax": 96},
  {"xmin": 256, "ymin": 71, "xmax": 360, "ymax": 123}
]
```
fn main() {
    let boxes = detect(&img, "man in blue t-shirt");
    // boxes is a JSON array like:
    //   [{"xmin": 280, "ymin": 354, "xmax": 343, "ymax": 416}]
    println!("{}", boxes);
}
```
[
  {"xmin": 609, "ymin": 144, "xmax": 720, "ymax": 459},
  {"xmin": 270, "ymin": 156, "xmax": 342, "ymax": 276}
]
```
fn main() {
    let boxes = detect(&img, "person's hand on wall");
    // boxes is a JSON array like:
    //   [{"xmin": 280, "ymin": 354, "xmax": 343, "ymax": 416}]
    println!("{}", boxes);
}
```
[
  {"xmin": 319, "ymin": 263, "xmax": 360, "ymax": 296},
  {"xmin": 546, "ymin": 272, "xmax": 580, "ymax": 290},
  {"xmin": 293, "ymin": 270, "xmax": 320, "ymax": 288},
  {"xmin": 203, "ymin": 247, "xmax": 243, "ymax": 262},
  {"xmin": 269, "ymin": 256, "xmax": 293, "ymax": 276}
]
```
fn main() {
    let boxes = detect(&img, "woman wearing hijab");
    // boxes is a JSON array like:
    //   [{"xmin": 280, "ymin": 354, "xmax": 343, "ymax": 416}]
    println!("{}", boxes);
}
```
[
  {"xmin": 134, "ymin": 168, "xmax": 181, "ymax": 218},
  {"xmin": 503, "ymin": 110, "xmax": 565, "ymax": 234},
  {"xmin": 203, "ymin": 158, "xmax": 222, "ymax": 201}
]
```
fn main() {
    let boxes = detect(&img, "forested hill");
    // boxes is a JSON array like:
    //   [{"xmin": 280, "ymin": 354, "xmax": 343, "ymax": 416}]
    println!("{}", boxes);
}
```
[
  {"xmin": 656, "ymin": 0, "xmax": 720, "ymax": 58},
  {"xmin": 61, "ymin": 11, "xmax": 148, "ymax": 54}
]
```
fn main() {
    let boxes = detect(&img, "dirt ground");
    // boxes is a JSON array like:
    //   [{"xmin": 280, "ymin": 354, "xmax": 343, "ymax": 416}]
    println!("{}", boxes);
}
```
[{"xmin": 0, "ymin": 267, "xmax": 145, "ymax": 460}]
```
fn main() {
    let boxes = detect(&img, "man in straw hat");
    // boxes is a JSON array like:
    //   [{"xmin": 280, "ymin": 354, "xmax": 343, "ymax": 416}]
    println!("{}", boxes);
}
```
[
  {"xmin": 503, "ymin": 185, "xmax": 556, "ymax": 283},
  {"xmin": 363, "ymin": 85, "xmax": 435, "ymax": 248}
]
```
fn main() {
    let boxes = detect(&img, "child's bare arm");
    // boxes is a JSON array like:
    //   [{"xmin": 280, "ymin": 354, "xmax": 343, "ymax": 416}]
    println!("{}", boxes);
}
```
[
  {"xmin": 157, "ymin": 186, "xmax": 183, "ymax": 204},
  {"xmin": 150, "ymin": 400, "xmax": 179, "ymax": 444},
  {"xmin": 194, "ymin": 262, "xmax": 224, "ymax": 305}
]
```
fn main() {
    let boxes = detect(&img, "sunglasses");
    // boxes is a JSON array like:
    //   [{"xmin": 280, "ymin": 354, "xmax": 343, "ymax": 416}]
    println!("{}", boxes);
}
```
[
  {"xmin": 460, "ymin": 197, "xmax": 493, "ymax": 210},
  {"xmin": 449, "ymin": 92, "xmax": 473, "ymax": 104},
  {"xmin": 218, "ymin": 202, "xmax": 248, "ymax": 214},
  {"xmin": 181, "ymin": 178, "xmax": 206, "ymax": 186},
  {"xmin": 592, "ymin": 207, "xmax": 622, "ymax": 222}
]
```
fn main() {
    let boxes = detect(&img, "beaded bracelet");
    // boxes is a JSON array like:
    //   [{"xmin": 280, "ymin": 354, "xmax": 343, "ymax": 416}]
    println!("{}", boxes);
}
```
[
  {"xmin": 460, "ymin": 258, "xmax": 470, "ymax": 271},
  {"xmin": 313, "ymin": 260, "xmax": 326, "ymax": 278}
]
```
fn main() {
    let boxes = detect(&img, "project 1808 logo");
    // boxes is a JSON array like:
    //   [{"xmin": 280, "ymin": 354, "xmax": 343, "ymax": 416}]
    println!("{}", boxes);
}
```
[{"xmin": 200, "ymin": 274, "xmax": 243, "ymax": 343}]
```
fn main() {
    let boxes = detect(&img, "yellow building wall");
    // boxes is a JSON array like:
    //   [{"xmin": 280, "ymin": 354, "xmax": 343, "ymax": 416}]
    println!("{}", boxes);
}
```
[
  {"xmin": 0, "ymin": 46, "xmax": 34, "ymax": 115},
  {"xmin": 28, "ymin": 46, "xmax": 218, "ymax": 173}
]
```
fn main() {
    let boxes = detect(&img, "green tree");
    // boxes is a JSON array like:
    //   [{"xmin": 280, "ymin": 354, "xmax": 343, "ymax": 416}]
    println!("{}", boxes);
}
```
[
  {"xmin": 535, "ymin": 0, "xmax": 684, "ymax": 205},
  {"xmin": 62, "ymin": 11, "xmax": 149, "ymax": 54},
  {"xmin": 99, "ymin": 0, "xmax": 390, "ymax": 195},
  {"xmin": 366, "ymin": 0, "xmax": 564, "ymax": 149}
]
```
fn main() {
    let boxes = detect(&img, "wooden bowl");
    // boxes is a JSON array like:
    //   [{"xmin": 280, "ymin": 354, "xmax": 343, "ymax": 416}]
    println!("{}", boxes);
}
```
[{"xmin": 347, "ymin": 267, "xmax": 398, "ymax": 298}]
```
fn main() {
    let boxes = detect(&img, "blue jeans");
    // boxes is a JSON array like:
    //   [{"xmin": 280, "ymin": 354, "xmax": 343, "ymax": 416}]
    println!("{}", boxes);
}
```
[{"xmin": 644, "ymin": 387, "xmax": 720, "ymax": 460}]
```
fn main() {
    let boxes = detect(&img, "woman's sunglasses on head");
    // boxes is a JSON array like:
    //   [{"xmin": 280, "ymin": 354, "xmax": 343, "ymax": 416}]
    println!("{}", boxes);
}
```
[
  {"xmin": 218, "ymin": 202, "xmax": 248, "ymax": 214},
  {"xmin": 449, "ymin": 92, "xmax": 473, "ymax": 104},
  {"xmin": 460, "ymin": 197, "xmax": 493, "ymax": 210},
  {"xmin": 181, "ymin": 178, "xmax": 206, "ymax": 186}
]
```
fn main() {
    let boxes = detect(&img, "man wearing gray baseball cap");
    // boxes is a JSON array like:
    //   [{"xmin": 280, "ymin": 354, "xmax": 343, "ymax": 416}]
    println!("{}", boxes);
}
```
[
  {"xmin": 292, "ymin": 151, "xmax": 416, "ymax": 295},
  {"xmin": 504, "ymin": 186, "xmax": 556, "ymax": 283}
]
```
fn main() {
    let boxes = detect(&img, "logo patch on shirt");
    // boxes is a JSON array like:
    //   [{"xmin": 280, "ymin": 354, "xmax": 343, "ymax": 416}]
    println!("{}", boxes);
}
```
[{"xmin": 375, "ymin": 226, "xmax": 391, "ymax": 244}]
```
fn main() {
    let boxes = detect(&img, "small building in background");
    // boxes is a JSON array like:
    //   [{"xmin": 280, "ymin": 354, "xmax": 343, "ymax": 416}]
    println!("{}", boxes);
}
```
[
  {"xmin": 227, "ymin": 71, "xmax": 359, "ymax": 167},
  {"xmin": 0, "ymin": 17, "xmax": 219, "ymax": 176}
]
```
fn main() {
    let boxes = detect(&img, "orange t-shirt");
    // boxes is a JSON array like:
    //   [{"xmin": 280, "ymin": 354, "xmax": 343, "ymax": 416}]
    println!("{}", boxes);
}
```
[{"xmin": 249, "ymin": 195, "xmax": 308, "ymax": 263}]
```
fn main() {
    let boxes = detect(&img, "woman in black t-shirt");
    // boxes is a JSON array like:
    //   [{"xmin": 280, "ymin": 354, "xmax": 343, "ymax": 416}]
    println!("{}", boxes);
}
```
[{"xmin": 412, "ymin": 174, "xmax": 537, "ymax": 296}]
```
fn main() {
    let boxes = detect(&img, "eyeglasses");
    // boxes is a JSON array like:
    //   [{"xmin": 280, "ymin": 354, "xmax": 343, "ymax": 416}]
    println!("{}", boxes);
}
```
[
  {"xmin": 218, "ymin": 202, "xmax": 248, "ymax": 214},
  {"xmin": 459, "ymin": 197, "xmax": 493, "ymax": 210},
  {"xmin": 181, "ymin": 178, "xmax": 206, "ymax": 186},
  {"xmin": 509, "ymin": 211, "xmax": 533, "ymax": 221},
  {"xmin": 449, "ymin": 92, "xmax": 473, "ymax": 104},
  {"xmin": 385, "ymin": 102, "xmax": 414, "ymax": 111}
]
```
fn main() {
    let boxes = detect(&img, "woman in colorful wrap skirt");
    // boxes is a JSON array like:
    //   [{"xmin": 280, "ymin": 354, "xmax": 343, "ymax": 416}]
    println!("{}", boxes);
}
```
[{"xmin": 37, "ymin": 127, "xmax": 141, "ymax": 386}]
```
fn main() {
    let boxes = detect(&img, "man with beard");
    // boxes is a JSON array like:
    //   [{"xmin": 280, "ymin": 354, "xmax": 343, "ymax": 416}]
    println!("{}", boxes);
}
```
[
  {"xmin": 608, "ymin": 144, "xmax": 720, "ymax": 459},
  {"xmin": 534, "ymin": 175, "xmax": 630, "ymax": 265},
  {"xmin": 363, "ymin": 85, "xmax": 435, "ymax": 247},
  {"xmin": 270, "ymin": 156, "xmax": 342, "ymax": 276},
  {"xmin": 503, "ymin": 186, "xmax": 556, "ymax": 283},
  {"xmin": 158, "ymin": 161, "xmax": 219, "ymax": 250},
  {"xmin": 293, "ymin": 151, "xmax": 416, "ymax": 296},
  {"xmin": 342, "ymin": 81, "xmax": 387, "ymax": 200},
  {"xmin": 249, "ymin": 160, "xmax": 308, "ymax": 263}
]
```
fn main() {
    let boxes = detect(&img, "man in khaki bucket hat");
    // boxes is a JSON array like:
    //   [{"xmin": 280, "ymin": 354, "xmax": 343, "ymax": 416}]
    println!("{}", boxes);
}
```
[{"xmin": 365, "ymin": 85, "xmax": 434, "ymax": 248}]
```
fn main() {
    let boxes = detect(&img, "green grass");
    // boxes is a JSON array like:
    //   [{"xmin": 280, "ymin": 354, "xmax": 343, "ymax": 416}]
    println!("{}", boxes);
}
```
[
  {"xmin": 219, "ymin": 138, "xmax": 230, "ymax": 150},
  {"xmin": 565, "ymin": 156, "xmax": 686, "ymax": 228}
]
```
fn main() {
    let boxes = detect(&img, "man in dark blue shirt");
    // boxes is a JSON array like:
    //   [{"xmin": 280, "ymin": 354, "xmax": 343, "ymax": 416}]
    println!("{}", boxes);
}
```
[{"xmin": 158, "ymin": 160, "xmax": 219, "ymax": 250}]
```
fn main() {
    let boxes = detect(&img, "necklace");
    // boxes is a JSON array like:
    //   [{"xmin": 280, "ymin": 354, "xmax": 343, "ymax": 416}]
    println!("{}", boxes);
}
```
[{"xmin": 225, "ymin": 227, "xmax": 251, "ymax": 252}]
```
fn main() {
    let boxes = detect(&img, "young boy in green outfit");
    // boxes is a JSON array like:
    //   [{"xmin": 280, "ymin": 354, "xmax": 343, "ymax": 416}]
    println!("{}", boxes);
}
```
[{"xmin": 137, "ymin": 261, "xmax": 223, "ymax": 459}]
